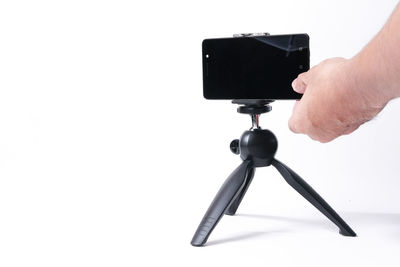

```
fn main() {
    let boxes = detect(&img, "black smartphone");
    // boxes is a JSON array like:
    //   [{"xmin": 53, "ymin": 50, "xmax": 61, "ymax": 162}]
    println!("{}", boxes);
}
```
[{"xmin": 202, "ymin": 33, "xmax": 309, "ymax": 99}]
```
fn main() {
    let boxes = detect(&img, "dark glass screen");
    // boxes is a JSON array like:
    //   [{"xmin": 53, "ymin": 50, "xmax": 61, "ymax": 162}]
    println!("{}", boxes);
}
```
[{"xmin": 202, "ymin": 34, "xmax": 309, "ymax": 99}]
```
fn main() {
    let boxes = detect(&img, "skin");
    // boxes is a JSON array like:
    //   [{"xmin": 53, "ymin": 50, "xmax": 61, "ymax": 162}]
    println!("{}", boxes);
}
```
[{"xmin": 289, "ymin": 3, "xmax": 400, "ymax": 143}]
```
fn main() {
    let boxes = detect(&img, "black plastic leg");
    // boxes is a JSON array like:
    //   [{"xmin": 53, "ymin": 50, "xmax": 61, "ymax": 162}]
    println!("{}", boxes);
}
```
[
  {"xmin": 191, "ymin": 160, "xmax": 253, "ymax": 246},
  {"xmin": 225, "ymin": 168, "xmax": 255, "ymax": 215},
  {"xmin": 271, "ymin": 158, "xmax": 356, "ymax": 236}
]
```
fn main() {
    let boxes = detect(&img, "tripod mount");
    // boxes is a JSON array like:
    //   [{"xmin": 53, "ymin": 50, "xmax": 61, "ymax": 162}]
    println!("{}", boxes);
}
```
[{"xmin": 191, "ymin": 99, "xmax": 356, "ymax": 246}]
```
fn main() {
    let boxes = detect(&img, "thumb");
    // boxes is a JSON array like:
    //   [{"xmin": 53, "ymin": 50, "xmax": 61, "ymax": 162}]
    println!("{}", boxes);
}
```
[{"xmin": 292, "ymin": 71, "xmax": 310, "ymax": 94}]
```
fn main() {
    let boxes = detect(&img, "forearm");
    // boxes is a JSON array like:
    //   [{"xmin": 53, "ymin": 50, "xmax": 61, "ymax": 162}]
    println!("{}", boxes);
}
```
[{"xmin": 351, "ymin": 3, "xmax": 400, "ymax": 105}]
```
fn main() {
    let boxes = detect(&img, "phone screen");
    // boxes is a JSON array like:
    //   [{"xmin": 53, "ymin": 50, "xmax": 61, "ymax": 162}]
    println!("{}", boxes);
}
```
[{"xmin": 202, "ymin": 34, "xmax": 309, "ymax": 99}]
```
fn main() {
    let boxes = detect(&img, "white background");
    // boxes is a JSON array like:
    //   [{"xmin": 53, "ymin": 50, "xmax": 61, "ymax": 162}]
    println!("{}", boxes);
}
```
[{"xmin": 1, "ymin": 0, "xmax": 400, "ymax": 266}]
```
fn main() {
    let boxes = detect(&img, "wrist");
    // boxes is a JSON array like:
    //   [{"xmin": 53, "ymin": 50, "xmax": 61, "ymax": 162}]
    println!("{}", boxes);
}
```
[
  {"xmin": 346, "ymin": 53, "xmax": 393, "ymax": 109},
  {"xmin": 327, "ymin": 56, "xmax": 388, "ymax": 125},
  {"xmin": 350, "ymin": 28, "xmax": 400, "ymax": 104}
]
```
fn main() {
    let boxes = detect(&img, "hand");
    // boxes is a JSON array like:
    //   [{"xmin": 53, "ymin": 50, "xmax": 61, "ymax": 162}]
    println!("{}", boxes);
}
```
[{"xmin": 288, "ymin": 57, "xmax": 387, "ymax": 143}]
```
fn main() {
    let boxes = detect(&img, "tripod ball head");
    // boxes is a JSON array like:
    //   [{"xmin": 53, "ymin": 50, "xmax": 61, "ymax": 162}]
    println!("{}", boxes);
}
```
[{"xmin": 239, "ymin": 129, "xmax": 278, "ymax": 167}]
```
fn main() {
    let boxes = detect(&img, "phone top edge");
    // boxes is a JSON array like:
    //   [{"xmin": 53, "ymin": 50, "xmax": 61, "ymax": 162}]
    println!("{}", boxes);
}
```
[{"xmin": 202, "ymin": 33, "xmax": 309, "ymax": 42}]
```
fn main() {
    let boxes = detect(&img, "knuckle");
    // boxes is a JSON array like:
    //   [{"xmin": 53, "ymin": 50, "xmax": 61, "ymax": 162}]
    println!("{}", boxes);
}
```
[
  {"xmin": 289, "ymin": 116, "xmax": 304, "ymax": 134},
  {"xmin": 288, "ymin": 119, "xmax": 298, "ymax": 133}
]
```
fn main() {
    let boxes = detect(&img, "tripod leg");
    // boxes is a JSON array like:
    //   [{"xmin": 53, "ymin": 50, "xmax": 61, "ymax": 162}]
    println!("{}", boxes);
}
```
[
  {"xmin": 225, "ymin": 168, "xmax": 255, "ymax": 215},
  {"xmin": 191, "ymin": 160, "xmax": 252, "ymax": 246},
  {"xmin": 271, "ymin": 158, "xmax": 356, "ymax": 236}
]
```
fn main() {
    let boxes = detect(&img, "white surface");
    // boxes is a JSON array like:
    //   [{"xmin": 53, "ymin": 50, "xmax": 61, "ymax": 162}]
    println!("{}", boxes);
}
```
[{"xmin": 1, "ymin": 0, "xmax": 400, "ymax": 266}]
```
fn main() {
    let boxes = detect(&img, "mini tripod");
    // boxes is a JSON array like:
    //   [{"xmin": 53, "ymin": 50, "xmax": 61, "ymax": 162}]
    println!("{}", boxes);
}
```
[{"xmin": 191, "ymin": 99, "xmax": 356, "ymax": 246}]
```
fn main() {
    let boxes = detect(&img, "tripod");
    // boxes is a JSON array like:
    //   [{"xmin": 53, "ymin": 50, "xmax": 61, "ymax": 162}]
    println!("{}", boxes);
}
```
[{"xmin": 191, "ymin": 100, "xmax": 356, "ymax": 246}]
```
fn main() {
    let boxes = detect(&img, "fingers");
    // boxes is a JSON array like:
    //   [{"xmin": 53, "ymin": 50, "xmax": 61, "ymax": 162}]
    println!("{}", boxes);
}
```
[
  {"xmin": 288, "ymin": 96, "xmax": 339, "ymax": 143},
  {"xmin": 289, "ymin": 71, "xmax": 313, "ymax": 132},
  {"xmin": 288, "ymin": 100, "xmax": 307, "ymax": 134},
  {"xmin": 288, "ymin": 115, "xmax": 299, "ymax": 133}
]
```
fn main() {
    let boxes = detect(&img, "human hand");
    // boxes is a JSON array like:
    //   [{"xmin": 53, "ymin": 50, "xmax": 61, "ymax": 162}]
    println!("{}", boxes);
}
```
[{"xmin": 288, "ymin": 57, "xmax": 388, "ymax": 143}]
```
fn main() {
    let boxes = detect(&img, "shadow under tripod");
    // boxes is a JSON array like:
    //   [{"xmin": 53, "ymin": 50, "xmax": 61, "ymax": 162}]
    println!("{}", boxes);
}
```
[{"xmin": 191, "ymin": 99, "xmax": 356, "ymax": 246}]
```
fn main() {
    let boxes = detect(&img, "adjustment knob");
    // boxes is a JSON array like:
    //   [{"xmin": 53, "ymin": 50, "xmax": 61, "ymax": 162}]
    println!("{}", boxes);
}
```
[{"xmin": 230, "ymin": 139, "xmax": 240, "ymax": 155}]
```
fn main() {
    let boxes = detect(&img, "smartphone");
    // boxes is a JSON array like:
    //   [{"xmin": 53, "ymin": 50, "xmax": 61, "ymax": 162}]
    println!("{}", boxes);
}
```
[{"xmin": 202, "ymin": 33, "xmax": 309, "ymax": 100}]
